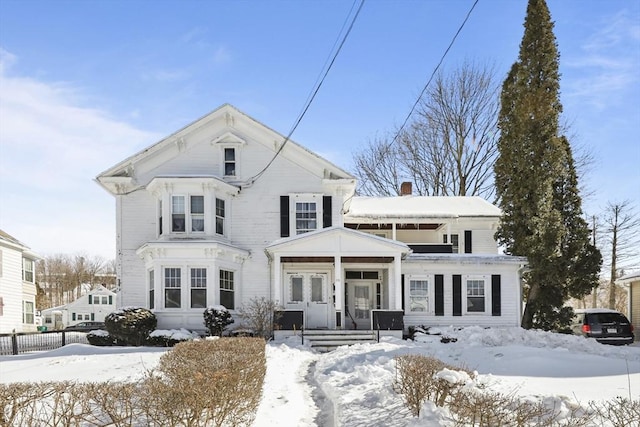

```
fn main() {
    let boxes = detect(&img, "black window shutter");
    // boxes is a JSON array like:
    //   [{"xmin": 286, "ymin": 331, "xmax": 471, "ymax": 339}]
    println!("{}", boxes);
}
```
[
  {"xmin": 280, "ymin": 196, "xmax": 290, "ymax": 237},
  {"xmin": 453, "ymin": 275, "xmax": 462, "ymax": 316},
  {"xmin": 401, "ymin": 274, "xmax": 405, "ymax": 311},
  {"xmin": 91, "ymin": 313, "xmax": 95, "ymax": 321},
  {"xmin": 88, "ymin": 295, "xmax": 92, "ymax": 304},
  {"xmin": 435, "ymin": 274, "xmax": 444, "ymax": 316},
  {"xmin": 492, "ymin": 274, "xmax": 501, "ymax": 316},
  {"xmin": 72, "ymin": 313, "xmax": 76, "ymax": 321},
  {"xmin": 108, "ymin": 295, "xmax": 113, "ymax": 305},
  {"xmin": 464, "ymin": 230, "xmax": 472, "ymax": 253},
  {"xmin": 323, "ymin": 196, "xmax": 332, "ymax": 228}
]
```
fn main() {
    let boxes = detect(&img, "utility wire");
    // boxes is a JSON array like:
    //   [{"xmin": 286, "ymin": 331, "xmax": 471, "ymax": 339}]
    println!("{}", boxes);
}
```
[
  {"xmin": 384, "ymin": 0, "xmax": 479, "ymax": 152},
  {"xmin": 247, "ymin": 0, "xmax": 366, "ymax": 186}
]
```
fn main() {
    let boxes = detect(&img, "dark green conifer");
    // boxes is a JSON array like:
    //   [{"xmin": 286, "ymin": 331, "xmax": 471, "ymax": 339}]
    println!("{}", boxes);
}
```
[{"xmin": 494, "ymin": 0, "xmax": 601, "ymax": 330}]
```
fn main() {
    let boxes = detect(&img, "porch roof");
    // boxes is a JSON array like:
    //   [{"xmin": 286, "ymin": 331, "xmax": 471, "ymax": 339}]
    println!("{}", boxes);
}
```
[{"xmin": 265, "ymin": 226, "xmax": 411, "ymax": 259}]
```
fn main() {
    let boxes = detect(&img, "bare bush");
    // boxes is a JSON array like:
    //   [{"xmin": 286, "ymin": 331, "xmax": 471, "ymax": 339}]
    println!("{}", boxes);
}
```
[
  {"xmin": 142, "ymin": 338, "xmax": 267, "ymax": 426},
  {"xmin": 394, "ymin": 354, "xmax": 474, "ymax": 416},
  {"xmin": 591, "ymin": 397, "xmax": 640, "ymax": 427},
  {"xmin": 238, "ymin": 297, "xmax": 282, "ymax": 339}
]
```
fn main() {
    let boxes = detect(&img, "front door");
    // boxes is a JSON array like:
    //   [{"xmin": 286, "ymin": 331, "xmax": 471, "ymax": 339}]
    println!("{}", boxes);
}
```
[
  {"xmin": 285, "ymin": 273, "xmax": 329, "ymax": 329},
  {"xmin": 347, "ymin": 282, "xmax": 376, "ymax": 329}
]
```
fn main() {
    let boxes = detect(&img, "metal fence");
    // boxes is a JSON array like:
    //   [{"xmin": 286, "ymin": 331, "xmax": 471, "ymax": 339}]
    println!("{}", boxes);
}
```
[{"xmin": 0, "ymin": 331, "xmax": 89, "ymax": 356}]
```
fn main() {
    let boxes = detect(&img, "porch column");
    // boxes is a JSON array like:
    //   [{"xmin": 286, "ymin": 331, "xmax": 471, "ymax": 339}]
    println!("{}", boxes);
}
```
[
  {"xmin": 273, "ymin": 254, "xmax": 282, "ymax": 305},
  {"xmin": 334, "ymin": 255, "xmax": 343, "ymax": 328},
  {"xmin": 392, "ymin": 222, "xmax": 397, "ymax": 241},
  {"xmin": 446, "ymin": 222, "xmax": 451, "ymax": 243},
  {"xmin": 393, "ymin": 254, "xmax": 402, "ymax": 310}
]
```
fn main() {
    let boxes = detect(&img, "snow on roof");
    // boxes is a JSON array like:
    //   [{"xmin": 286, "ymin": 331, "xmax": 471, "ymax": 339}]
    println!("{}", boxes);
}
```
[
  {"xmin": 617, "ymin": 270, "xmax": 640, "ymax": 283},
  {"xmin": 344, "ymin": 196, "xmax": 501, "ymax": 220}
]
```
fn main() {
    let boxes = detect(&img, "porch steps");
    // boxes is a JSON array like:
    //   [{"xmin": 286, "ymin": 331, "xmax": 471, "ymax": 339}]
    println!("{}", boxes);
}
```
[{"xmin": 303, "ymin": 329, "xmax": 377, "ymax": 352}]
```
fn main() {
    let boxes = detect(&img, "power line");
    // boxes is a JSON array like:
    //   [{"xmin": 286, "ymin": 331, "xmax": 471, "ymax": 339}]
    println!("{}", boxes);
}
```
[
  {"xmin": 247, "ymin": 0, "xmax": 366, "ymax": 186},
  {"xmin": 384, "ymin": 0, "xmax": 480, "ymax": 153}
]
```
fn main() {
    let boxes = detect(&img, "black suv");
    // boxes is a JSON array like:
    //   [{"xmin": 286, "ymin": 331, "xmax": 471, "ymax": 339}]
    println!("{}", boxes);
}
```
[
  {"xmin": 572, "ymin": 309, "xmax": 635, "ymax": 345},
  {"xmin": 64, "ymin": 321, "xmax": 106, "ymax": 332}
]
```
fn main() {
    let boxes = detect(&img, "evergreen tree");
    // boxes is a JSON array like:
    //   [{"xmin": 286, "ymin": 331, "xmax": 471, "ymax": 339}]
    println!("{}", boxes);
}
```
[{"xmin": 494, "ymin": 0, "xmax": 600, "ymax": 330}]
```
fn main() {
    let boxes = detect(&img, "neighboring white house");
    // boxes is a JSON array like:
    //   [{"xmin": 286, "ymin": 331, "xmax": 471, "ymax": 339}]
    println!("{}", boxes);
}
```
[
  {"xmin": 0, "ymin": 230, "xmax": 41, "ymax": 333},
  {"xmin": 618, "ymin": 271, "xmax": 640, "ymax": 341},
  {"xmin": 40, "ymin": 284, "xmax": 117, "ymax": 330},
  {"xmin": 96, "ymin": 104, "xmax": 528, "ymax": 335}
]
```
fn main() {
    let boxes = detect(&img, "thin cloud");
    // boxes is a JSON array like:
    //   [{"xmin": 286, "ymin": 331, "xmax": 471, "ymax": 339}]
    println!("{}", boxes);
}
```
[
  {"xmin": 0, "ymin": 48, "xmax": 159, "ymax": 258},
  {"xmin": 213, "ymin": 45, "xmax": 232, "ymax": 64},
  {"xmin": 564, "ymin": 9, "xmax": 639, "ymax": 108}
]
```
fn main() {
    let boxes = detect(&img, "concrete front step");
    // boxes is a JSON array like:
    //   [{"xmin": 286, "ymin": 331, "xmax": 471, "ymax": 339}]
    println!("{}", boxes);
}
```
[{"xmin": 303, "ymin": 329, "xmax": 378, "ymax": 351}]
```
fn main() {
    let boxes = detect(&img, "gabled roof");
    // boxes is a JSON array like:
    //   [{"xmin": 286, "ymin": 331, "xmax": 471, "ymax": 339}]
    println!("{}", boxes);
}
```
[
  {"xmin": 266, "ymin": 226, "xmax": 411, "ymax": 257},
  {"xmin": 96, "ymin": 104, "xmax": 355, "ymax": 194},
  {"xmin": 0, "ymin": 229, "xmax": 41, "ymax": 259},
  {"xmin": 344, "ymin": 196, "xmax": 501, "ymax": 221}
]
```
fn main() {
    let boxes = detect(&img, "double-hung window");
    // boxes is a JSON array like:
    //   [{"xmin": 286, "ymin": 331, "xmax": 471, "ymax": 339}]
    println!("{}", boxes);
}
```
[
  {"xmin": 191, "ymin": 268, "xmax": 207, "ymax": 308},
  {"xmin": 23, "ymin": 258, "xmax": 34, "ymax": 283},
  {"xmin": 224, "ymin": 148, "xmax": 236, "ymax": 176},
  {"xmin": 149, "ymin": 269, "xmax": 155, "ymax": 310},
  {"xmin": 172, "ymin": 196, "xmax": 186, "ymax": 232},
  {"xmin": 295, "ymin": 202, "xmax": 317, "ymax": 234},
  {"xmin": 466, "ymin": 279, "xmax": 485, "ymax": 313},
  {"xmin": 216, "ymin": 198, "xmax": 225, "ymax": 235},
  {"xmin": 219, "ymin": 269, "xmax": 234, "ymax": 309},
  {"xmin": 409, "ymin": 279, "xmax": 429, "ymax": 312},
  {"xmin": 171, "ymin": 195, "xmax": 205, "ymax": 233},
  {"xmin": 23, "ymin": 301, "xmax": 34, "ymax": 324},
  {"xmin": 191, "ymin": 195, "xmax": 204, "ymax": 232},
  {"xmin": 164, "ymin": 268, "xmax": 181, "ymax": 308}
]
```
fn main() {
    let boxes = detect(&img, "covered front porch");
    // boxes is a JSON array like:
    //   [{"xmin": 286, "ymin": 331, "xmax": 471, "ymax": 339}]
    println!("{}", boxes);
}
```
[{"xmin": 265, "ymin": 227, "xmax": 410, "ymax": 334}]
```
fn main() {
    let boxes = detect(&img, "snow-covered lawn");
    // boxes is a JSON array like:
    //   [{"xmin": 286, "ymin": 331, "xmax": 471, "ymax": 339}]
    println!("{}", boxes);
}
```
[{"xmin": 1, "ymin": 326, "xmax": 638, "ymax": 426}]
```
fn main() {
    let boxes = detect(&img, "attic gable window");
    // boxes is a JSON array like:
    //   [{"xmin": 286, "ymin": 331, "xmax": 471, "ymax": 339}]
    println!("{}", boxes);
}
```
[{"xmin": 224, "ymin": 148, "xmax": 236, "ymax": 176}]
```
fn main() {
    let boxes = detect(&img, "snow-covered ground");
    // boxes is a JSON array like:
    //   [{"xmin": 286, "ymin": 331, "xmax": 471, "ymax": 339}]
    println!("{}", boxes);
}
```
[{"xmin": 1, "ymin": 326, "xmax": 638, "ymax": 426}]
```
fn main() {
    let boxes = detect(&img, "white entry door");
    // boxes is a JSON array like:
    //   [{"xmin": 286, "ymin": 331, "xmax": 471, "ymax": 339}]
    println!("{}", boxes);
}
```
[{"xmin": 285, "ymin": 273, "xmax": 329, "ymax": 329}]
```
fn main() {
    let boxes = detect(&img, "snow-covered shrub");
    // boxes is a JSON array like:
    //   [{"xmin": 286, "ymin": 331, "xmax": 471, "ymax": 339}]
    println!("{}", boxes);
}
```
[
  {"xmin": 86, "ymin": 329, "xmax": 115, "ymax": 346},
  {"xmin": 146, "ymin": 329, "xmax": 199, "ymax": 347},
  {"xmin": 203, "ymin": 305, "xmax": 233, "ymax": 336},
  {"xmin": 237, "ymin": 297, "xmax": 282, "ymax": 339},
  {"xmin": 105, "ymin": 307, "xmax": 157, "ymax": 346}
]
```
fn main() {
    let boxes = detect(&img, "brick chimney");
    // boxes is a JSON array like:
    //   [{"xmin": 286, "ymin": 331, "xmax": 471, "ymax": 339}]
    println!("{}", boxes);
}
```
[{"xmin": 400, "ymin": 181, "xmax": 412, "ymax": 196}]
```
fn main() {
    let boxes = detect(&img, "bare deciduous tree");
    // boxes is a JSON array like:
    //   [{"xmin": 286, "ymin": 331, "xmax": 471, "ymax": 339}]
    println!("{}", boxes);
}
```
[
  {"xmin": 353, "ymin": 61, "xmax": 500, "ymax": 197},
  {"xmin": 602, "ymin": 200, "xmax": 640, "ymax": 309}
]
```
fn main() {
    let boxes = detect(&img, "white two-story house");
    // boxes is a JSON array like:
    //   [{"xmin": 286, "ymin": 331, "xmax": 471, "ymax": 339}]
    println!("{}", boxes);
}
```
[
  {"xmin": 96, "ymin": 104, "xmax": 527, "ymax": 335},
  {"xmin": 0, "ymin": 230, "xmax": 41, "ymax": 333}
]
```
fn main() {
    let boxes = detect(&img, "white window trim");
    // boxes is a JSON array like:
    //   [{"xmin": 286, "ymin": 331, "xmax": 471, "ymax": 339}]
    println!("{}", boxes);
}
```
[
  {"xmin": 163, "ymin": 267, "xmax": 182, "ymax": 309},
  {"xmin": 169, "ymin": 194, "xmax": 206, "ymax": 235},
  {"xmin": 215, "ymin": 197, "xmax": 226, "ymax": 236},
  {"xmin": 407, "ymin": 275, "xmax": 434, "ymax": 314},
  {"xmin": 463, "ymin": 275, "xmax": 490, "ymax": 315},
  {"xmin": 189, "ymin": 266, "xmax": 208, "ymax": 309},
  {"xmin": 219, "ymin": 268, "xmax": 236, "ymax": 310},
  {"xmin": 290, "ymin": 193, "xmax": 323, "ymax": 235}
]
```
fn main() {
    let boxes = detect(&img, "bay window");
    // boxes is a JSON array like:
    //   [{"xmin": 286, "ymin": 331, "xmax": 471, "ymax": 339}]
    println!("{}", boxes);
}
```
[
  {"xmin": 191, "ymin": 268, "xmax": 207, "ymax": 308},
  {"xmin": 164, "ymin": 268, "xmax": 181, "ymax": 308},
  {"xmin": 172, "ymin": 196, "xmax": 186, "ymax": 232},
  {"xmin": 190, "ymin": 195, "xmax": 204, "ymax": 232},
  {"xmin": 216, "ymin": 198, "xmax": 225, "ymax": 235},
  {"xmin": 220, "ymin": 269, "xmax": 235, "ymax": 309}
]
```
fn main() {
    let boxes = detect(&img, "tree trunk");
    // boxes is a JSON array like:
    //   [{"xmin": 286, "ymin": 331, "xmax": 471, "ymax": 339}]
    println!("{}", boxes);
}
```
[{"xmin": 521, "ymin": 281, "xmax": 541, "ymax": 329}]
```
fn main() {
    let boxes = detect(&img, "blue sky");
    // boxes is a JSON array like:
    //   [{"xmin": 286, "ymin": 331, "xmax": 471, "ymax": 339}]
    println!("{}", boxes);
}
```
[{"xmin": 0, "ymin": 0, "xmax": 638, "ymax": 261}]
